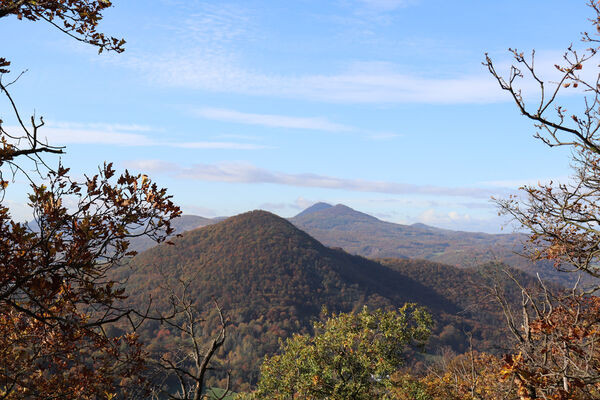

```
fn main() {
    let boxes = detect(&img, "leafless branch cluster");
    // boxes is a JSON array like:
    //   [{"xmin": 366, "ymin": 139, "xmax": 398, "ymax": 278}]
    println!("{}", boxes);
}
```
[
  {"xmin": 491, "ymin": 269, "xmax": 600, "ymax": 399},
  {"xmin": 484, "ymin": 1, "xmax": 600, "ymax": 284},
  {"xmin": 0, "ymin": 71, "xmax": 65, "ymax": 200},
  {"xmin": 147, "ymin": 275, "xmax": 231, "ymax": 400}
]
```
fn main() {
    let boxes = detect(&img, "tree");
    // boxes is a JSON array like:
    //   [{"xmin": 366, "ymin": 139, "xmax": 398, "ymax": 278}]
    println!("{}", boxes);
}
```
[
  {"xmin": 0, "ymin": 0, "xmax": 125, "ymax": 54},
  {"xmin": 0, "ymin": 2, "xmax": 182, "ymax": 398},
  {"xmin": 499, "ymin": 294, "xmax": 600, "ymax": 399},
  {"xmin": 0, "ymin": 162, "xmax": 180, "ymax": 399},
  {"xmin": 253, "ymin": 305, "xmax": 432, "ymax": 400},
  {"xmin": 415, "ymin": 349, "xmax": 516, "ymax": 400},
  {"xmin": 484, "ymin": 1, "xmax": 600, "ymax": 398},
  {"xmin": 0, "ymin": 0, "xmax": 124, "ymax": 188},
  {"xmin": 485, "ymin": 0, "xmax": 600, "ymax": 281},
  {"xmin": 148, "ymin": 276, "xmax": 231, "ymax": 400}
]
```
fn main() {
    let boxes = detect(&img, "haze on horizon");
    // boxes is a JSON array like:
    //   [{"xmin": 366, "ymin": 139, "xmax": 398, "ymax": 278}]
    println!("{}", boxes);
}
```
[{"xmin": 0, "ymin": 0, "xmax": 588, "ymax": 233}]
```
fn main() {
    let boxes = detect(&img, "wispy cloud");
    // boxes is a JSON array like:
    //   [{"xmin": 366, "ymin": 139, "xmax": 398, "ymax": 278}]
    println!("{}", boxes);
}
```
[
  {"xmin": 171, "ymin": 141, "xmax": 269, "ymax": 150},
  {"xmin": 215, "ymin": 133, "xmax": 262, "ymax": 141},
  {"xmin": 195, "ymin": 107, "xmax": 355, "ymax": 132},
  {"xmin": 367, "ymin": 132, "xmax": 401, "ymax": 140},
  {"xmin": 163, "ymin": 2, "xmax": 254, "ymax": 49},
  {"xmin": 46, "ymin": 121, "xmax": 154, "ymax": 132},
  {"xmin": 357, "ymin": 0, "xmax": 417, "ymax": 12},
  {"xmin": 124, "ymin": 159, "xmax": 179, "ymax": 172},
  {"xmin": 416, "ymin": 208, "xmax": 510, "ymax": 233},
  {"xmin": 195, "ymin": 107, "xmax": 400, "ymax": 139},
  {"xmin": 124, "ymin": 160, "xmax": 502, "ymax": 199},
  {"xmin": 125, "ymin": 53, "xmax": 505, "ymax": 104},
  {"xmin": 4, "ymin": 123, "xmax": 268, "ymax": 150}
]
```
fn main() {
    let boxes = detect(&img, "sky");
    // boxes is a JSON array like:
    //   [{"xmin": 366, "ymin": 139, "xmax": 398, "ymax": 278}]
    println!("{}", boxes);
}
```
[{"xmin": 0, "ymin": 0, "xmax": 593, "ymax": 233}]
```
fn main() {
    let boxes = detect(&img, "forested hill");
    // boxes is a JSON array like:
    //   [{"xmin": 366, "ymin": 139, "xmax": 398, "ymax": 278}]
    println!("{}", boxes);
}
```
[{"xmin": 119, "ymin": 210, "xmax": 540, "ymax": 390}]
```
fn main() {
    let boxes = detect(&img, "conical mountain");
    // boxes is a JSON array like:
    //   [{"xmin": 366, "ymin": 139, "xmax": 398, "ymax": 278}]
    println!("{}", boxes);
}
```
[
  {"xmin": 292, "ymin": 203, "xmax": 379, "ymax": 227},
  {"xmin": 126, "ymin": 210, "xmax": 455, "ymax": 322},
  {"xmin": 120, "ymin": 210, "xmax": 527, "ymax": 389}
]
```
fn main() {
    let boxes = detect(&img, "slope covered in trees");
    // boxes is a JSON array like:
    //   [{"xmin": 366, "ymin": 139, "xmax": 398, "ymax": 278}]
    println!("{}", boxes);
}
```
[{"xmin": 117, "ymin": 210, "xmax": 539, "ymax": 390}]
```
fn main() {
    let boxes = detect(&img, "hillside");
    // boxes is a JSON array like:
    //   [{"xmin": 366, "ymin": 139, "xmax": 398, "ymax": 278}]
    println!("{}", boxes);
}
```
[
  {"xmin": 118, "ymin": 210, "xmax": 536, "ymax": 390},
  {"xmin": 289, "ymin": 203, "xmax": 582, "ymax": 286}
]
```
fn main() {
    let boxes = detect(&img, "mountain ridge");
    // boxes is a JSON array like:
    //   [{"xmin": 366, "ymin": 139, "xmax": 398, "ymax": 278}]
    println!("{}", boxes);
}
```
[{"xmin": 127, "ymin": 203, "xmax": 580, "ymax": 286}]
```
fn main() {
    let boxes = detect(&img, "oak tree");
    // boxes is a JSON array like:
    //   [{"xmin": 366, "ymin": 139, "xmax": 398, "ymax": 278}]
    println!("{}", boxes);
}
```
[
  {"xmin": 254, "ymin": 305, "xmax": 432, "ymax": 400},
  {"xmin": 417, "ymin": 350, "xmax": 516, "ymax": 400},
  {"xmin": 485, "ymin": 0, "xmax": 600, "ymax": 281},
  {"xmin": 0, "ymin": 1, "xmax": 183, "ymax": 398},
  {"xmin": 485, "ymin": 1, "xmax": 600, "ymax": 398},
  {"xmin": 0, "ymin": 0, "xmax": 125, "ymax": 54}
]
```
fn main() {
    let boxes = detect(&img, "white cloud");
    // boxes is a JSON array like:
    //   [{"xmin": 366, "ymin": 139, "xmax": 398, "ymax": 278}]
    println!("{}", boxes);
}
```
[
  {"xmin": 195, "ymin": 107, "xmax": 399, "ymax": 139},
  {"xmin": 358, "ymin": 0, "xmax": 417, "ymax": 11},
  {"xmin": 39, "ymin": 126, "xmax": 155, "ymax": 146},
  {"xmin": 46, "ymin": 121, "xmax": 154, "ymax": 132},
  {"xmin": 295, "ymin": 196, "xmax": 317, "ymax": 210},
  {"xmin": 124, "ymin": 160, "xmax": 501, "ymax": 199},
  {"xmin": 163, "ymin": 2, "xmax": 254, "ymax": 49},
  {"xmin": 367, "ymin": 132, "xmax": 401, "ymax": 140},
  {"xmin": 123, "ymin": 160, "xmax": 179, "ymax": 172},
  {"xmin": 420, "ymin": 209, "xmax": 467, "ymax": 225},
  {"xmin": 126, "ymin": 52, "xmax": 505, "ymax": 104},
  {"xmin": 3, "ymin": 123, "xmax": 267, "ymax": 150},
  {"xmin": 215, "ymin": 133, "xmax": 262, "ymax": 141},
  {"xmin": 196, "ymin": 107, "xmax": 354, "ymax": 132},
  {"xmin": 117, "ymin": 40, "xmax": 591, "ymax": 105},
  {"xmin": 416, "ymin": 208, "xmax": 508, "ymax": 233},
  {"xmin": 171, "ymin": 141, "xmax": 269, "ymax": 150}
]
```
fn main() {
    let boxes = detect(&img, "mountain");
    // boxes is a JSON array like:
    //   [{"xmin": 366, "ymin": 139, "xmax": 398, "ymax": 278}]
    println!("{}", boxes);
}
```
[
  {"xmin": 289, "ymin": 203, "xmax": 521, "ymax": 264},
  {"xmin": 289, "ymin": 203, "xmax": 579, "ymax": 286},
  {"xmin": 293, "ymin": 202, "xmax": 333, "ymax": 218},
  {"xmin": 118, "ymin": 210, "xmax": 534, "ymax": 390}
]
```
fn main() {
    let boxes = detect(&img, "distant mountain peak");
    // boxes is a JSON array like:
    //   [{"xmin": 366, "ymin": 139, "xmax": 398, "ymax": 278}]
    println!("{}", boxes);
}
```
[
  {"xmin": 290, "ymin": 203, "xmax": 382, "ymax": 231},
  {"xmin": 294, "ymin": 202, "xmax": 333, "ymax": 218}
]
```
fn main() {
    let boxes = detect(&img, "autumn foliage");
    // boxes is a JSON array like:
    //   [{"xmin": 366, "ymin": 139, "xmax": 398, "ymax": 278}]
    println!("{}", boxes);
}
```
[
  {"xmin": 254, "ymin": 305, "xmax": 432, "ymax": 400},
  {"xmin": 0, "ymin": 0, "xmax": 125, "ymax": 53},
  {"xmin": 0, "ymin": 1, "xmax": 184, "ymax": 397},
  {"xmin": 498, "ymin": 296, "xmax": 600, "ymax": 400},
  {"xmin": 0, "ymin": 163, "xmax": 180, "ymax": 398}
]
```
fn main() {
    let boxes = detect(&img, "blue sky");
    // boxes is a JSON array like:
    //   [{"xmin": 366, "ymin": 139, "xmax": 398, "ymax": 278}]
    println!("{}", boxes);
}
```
[{"xmin": 0, "ymin": 0, "xmax": 592, "ymax": 232}]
